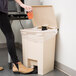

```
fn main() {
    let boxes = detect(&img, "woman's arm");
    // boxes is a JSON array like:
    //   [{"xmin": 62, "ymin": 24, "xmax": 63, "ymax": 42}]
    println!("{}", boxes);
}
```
[{"xmin": 15, "ymin": 0, "xmax": 32, "ymax": 12}]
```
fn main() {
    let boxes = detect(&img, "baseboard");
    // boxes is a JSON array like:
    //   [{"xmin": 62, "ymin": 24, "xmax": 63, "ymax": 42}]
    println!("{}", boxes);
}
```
[
  {"xmin": 0, "ymin": 43, "xmax": 22, "ymax": 49},
  {"xmin": 55, "ymin": 61, "xmax": 76, "ymax": 76}
]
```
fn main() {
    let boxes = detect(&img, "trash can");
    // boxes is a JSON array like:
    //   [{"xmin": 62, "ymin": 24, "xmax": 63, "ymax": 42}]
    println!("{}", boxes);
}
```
[{"xmin": 20, "ymin": 5, "xmax": 58, "ymax": 75}]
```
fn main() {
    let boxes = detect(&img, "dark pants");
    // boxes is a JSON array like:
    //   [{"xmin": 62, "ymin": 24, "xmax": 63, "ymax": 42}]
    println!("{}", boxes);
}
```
[{"xmin": 0, "ymin": 12, "xmax": 19, "ymax": 63}]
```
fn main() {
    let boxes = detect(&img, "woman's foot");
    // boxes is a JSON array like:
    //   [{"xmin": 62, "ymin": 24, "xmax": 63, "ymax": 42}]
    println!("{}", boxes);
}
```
[
  {"xmin": 12, "ymin": 62, "xmax": 34, "ymax": 74},
  {"xmin": 0, "ymin": 67, "xmax": 4, "ymax": 71}
]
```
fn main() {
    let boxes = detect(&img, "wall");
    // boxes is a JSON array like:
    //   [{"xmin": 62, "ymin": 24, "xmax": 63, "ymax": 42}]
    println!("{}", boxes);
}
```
[{"xmin": 42, "ymin": 0, "xmax": 76, "ymax": 71}]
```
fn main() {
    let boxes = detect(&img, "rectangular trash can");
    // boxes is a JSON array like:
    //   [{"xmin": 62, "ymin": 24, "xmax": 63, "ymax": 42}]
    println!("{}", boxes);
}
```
[{"xmin": 20, "ymin": 5, "xmax": 58, "ymax": 75}]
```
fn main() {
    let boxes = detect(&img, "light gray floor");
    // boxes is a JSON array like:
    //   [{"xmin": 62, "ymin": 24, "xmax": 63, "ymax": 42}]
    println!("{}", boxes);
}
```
[{"xmin": 0, "ymin": 48, "xmax": 68, "ymax": 76}]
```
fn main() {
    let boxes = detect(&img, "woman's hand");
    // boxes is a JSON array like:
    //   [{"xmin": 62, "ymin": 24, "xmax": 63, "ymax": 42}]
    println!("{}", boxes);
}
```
[
  {"xmin": 15, "ymin": 0, "xmax": 32, "ymax": 12},
  {"xmin": 20, "ymin": 4, "xmax": 32, "ymax": 12}
]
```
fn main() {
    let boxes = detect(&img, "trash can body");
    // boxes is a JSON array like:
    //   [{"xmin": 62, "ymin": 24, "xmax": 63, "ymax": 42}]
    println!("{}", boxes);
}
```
[{"xmin": 21, "ymin": 29, "xmax": 57, "ymax": 75}]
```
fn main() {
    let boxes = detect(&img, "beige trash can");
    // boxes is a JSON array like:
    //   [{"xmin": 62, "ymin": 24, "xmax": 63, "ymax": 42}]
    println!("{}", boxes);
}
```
[{"xmin": 20, "ymin": 5, "xmax": 58, "ymax": 75}]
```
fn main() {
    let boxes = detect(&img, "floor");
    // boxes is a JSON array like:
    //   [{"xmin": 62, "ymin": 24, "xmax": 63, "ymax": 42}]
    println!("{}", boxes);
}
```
[{"xmin": 0, "ymin": 48, "xmax": 68, "ymax": 76}]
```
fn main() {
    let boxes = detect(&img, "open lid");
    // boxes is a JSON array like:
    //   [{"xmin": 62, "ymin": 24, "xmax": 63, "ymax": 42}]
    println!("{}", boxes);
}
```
[{"xmin": 32, "ymin": 5, "xmax": 57, "ymax": 28}]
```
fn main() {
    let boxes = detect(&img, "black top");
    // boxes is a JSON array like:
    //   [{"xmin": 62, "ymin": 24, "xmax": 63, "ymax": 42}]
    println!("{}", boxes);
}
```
[{"xmin": 0, "ymin": 0, "xmax": 8, "ymax": 13}]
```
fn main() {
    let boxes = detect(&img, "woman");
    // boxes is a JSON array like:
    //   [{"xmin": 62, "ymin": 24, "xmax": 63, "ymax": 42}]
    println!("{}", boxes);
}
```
[{"xmin": 0, "ymin": 0, "xmax": 34, "ymax": 74}]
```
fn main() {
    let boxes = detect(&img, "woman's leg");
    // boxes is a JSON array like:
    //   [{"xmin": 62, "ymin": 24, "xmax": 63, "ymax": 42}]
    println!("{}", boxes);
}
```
[
  {"xmin": 0, "ymin": 12, "xmax": 34, "ymax": 74},
  {"xmin": 0, "ymin": 12, "xmax": 19, "ymax": 63}
]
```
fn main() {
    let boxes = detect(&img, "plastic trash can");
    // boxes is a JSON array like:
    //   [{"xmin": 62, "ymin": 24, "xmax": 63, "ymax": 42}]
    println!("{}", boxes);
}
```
[{"xmin": 20, "ymin": 5, "xmax": 58, "ymax": 75}]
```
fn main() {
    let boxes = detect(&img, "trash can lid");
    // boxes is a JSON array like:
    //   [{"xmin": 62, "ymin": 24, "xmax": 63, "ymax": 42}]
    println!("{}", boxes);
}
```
[{"xmin": 32, "ymin": 5, "xmax": 58, "ymax": 29}]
